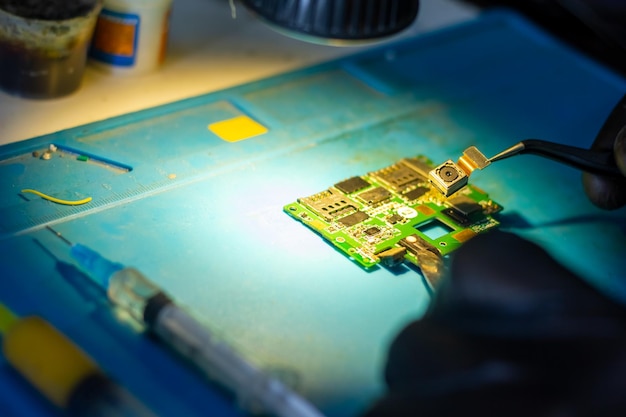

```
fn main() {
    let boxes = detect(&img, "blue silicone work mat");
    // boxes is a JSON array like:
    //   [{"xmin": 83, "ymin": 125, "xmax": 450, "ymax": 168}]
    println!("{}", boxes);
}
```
[{"xmin": 1, "ymin": 9, "xmax": 626, "ymax": 417}]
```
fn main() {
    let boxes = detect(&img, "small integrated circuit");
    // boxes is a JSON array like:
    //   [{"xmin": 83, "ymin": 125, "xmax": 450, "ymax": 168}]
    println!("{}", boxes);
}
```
[{"xmin": 284, "ymin": 155, "xmax": 502, "ymax": 287}]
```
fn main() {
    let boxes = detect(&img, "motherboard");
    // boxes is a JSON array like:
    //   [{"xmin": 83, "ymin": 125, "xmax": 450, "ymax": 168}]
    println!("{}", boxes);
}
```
[{"xmin": 284, "ymin": 155, "xmax": 502, "ymax": 287}]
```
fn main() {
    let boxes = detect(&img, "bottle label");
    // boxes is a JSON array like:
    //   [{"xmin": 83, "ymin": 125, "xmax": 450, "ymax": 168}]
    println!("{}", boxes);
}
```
[{"xmin": 90, "ymin": 9, "xmax": 140, "ymax": 66}]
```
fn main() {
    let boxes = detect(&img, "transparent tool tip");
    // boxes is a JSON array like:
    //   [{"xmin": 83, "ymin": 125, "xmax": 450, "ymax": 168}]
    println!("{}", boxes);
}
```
[{"xmin": 71, "ymin": 244, "xmax": 124, "ymax": 288}]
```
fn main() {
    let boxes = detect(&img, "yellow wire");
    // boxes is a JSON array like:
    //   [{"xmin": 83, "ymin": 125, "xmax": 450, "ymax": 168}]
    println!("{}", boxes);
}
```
[
  {"xmin": 21, "ymin": 189, "xmax": 92, "ymax": 206},
  {"xmin": 0, "ymin": 303, "xmax": 18, "ymax": 335}
]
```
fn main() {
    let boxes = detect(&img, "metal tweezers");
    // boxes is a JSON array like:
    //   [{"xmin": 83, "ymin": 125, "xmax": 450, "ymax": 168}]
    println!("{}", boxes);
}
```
[{"xmin": 488, "ymin": 139, "xmax": 622, "ymax": 178}]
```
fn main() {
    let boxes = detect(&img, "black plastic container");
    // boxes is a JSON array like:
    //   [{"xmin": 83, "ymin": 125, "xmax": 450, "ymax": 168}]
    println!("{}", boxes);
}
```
[{"xmin": 0, "ymin": 0, "xmax": 101, "ymax": 99}]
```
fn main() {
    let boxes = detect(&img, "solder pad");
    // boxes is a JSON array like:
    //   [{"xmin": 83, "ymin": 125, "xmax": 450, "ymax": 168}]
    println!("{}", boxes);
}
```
[{"xmin": 284, "ymin": 155, "xmax": 502, "ymax": 270}]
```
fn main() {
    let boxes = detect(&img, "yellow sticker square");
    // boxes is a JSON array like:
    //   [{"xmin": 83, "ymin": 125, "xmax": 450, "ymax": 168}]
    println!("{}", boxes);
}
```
[{"xmin": 208, "ymin": 115, "xmax": 268, "ymax": 142}]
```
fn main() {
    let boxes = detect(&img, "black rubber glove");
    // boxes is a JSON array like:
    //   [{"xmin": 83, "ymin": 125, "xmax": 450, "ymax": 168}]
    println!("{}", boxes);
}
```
[
  {"xmin": 583, "ymin": 93, "xmax": 626, "ymax": 209},
  {"xmin": 363, "ymin": 231, "xmax": 626, "ymax": 417}
]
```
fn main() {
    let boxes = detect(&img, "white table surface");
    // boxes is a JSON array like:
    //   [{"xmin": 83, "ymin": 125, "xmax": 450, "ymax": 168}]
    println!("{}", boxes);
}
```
[{"xmin": 0, "ymin": 0, "xmax": 478, "ymax": 147}]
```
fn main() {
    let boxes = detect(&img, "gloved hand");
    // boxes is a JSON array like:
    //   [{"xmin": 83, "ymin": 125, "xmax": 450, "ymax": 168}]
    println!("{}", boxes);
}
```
[
  {"xmin": 364, "ymin": 95, "xmax": 626, "ymax": 417},
  {"xmin": 363, "ymin": 231, "xmax": 626, "ymax": 417},
  {"xmin": 583, "ymin": 93, "xmax": 626, "ymax": 209}
]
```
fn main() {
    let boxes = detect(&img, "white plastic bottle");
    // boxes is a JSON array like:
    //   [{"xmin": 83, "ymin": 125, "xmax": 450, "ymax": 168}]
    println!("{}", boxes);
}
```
[{"xmin": 89, "ymin": 0, "xmax": 173, "ymax": 75}]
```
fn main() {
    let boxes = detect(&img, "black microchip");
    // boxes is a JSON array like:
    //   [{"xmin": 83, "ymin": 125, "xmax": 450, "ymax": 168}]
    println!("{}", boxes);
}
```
[
  {"xmin": 338, "ymin": 211, "xmax": 369, "ymax": 227},
  {"xmin": 403, "ymin": 186, "xmax": 429, "ymax": 201},
  {"xmin": 387, "ymin": 214, "xmax": 403, "ymax": 224},
  {"xmin": 442, "ymin": 196, "xmax": 485, "ymax": 227},
  {"xmin": 441, "ymin": 207, "xmax": 471, "ymax": 227},
  {"xmin": 448, "ymin": 196, "xmax": 483, "ymax": 216},
  {"xmin": 364, "ymin": 227, "xmax": 380, "ymax": 236},
  {"xmin": 357, "ymin": 187, "xmax": 392, "ymax": 205},
  {"xmin": 334, "ymin": 176, "xmax": 370, "ymax": 194}
]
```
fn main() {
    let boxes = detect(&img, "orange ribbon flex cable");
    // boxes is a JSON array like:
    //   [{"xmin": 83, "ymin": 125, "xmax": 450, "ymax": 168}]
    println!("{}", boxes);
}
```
[
  {"xmin": 21, "ymin": 189, "xmax": 92, "ymax": 205},
  {"xmin": 0, "ymin": 303, "xmax": 155, "ymax": 417}
]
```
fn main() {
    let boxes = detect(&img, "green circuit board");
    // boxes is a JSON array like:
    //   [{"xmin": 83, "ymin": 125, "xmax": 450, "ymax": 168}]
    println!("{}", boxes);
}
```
[{"xmin": 284, "ymin": 155, "xmax": 502, "ymax": 270}]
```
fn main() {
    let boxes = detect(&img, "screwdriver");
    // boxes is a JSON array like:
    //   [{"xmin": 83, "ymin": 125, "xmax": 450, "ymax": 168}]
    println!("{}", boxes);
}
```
[
  {"xmin": 0, "ymin": 303, "xmax": 155, "ymax": 417},
  {"xmin": 47, "ymin": 226, "xmax": 325, "ymax": 417}
]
